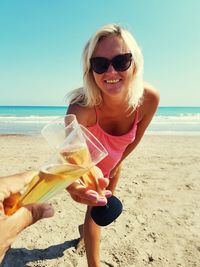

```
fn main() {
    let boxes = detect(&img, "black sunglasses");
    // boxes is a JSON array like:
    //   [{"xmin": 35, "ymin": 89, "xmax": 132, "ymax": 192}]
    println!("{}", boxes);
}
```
[{"xmin": 90, "ymin": 53, "xmax": 133, "ymax": 74}]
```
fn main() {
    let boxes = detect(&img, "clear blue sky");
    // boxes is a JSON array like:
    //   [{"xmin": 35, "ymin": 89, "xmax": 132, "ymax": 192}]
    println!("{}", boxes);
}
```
[{"xmin": 0, "ymin": 0, "xmax": 199, "ymax": 107}]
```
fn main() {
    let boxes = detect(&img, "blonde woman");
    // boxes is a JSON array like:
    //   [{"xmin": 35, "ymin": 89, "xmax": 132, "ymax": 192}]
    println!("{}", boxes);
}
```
[{"xmin": 66, "ymin": 24, "xmax": 160, "ymax": 267}]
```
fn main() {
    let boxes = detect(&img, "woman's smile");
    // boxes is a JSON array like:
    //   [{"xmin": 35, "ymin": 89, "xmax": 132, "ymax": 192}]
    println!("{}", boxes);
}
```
[
  {"xmin": 104, "ymin": 79, "xmax": 121, "ymax": 84},
  {"xmin": 92, "ymin": 35, "xmax": 133, "ymax": 98}
]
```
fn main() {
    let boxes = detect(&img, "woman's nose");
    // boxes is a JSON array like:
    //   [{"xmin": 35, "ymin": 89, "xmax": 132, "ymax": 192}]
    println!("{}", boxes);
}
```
[{"xmin": 106, "ymin": 63, "xmax": 117, "ymax": 74}]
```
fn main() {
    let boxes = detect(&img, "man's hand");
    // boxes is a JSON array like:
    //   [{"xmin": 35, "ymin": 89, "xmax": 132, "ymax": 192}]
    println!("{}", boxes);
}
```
[{"xmin": 0, "ymin": 171, "xmax": 54, "ymax": 263}]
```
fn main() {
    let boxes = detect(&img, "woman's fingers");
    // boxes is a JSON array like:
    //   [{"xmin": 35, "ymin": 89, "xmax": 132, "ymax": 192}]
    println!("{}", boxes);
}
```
[
  {"xmin": 66, "ymin": 166, "xmax": 112, "ymax": 206},
  {"xmin": 98, "ymin": 177, "xmax": 109, "ymax": 190},
  {"xmin": 66, "ymin": 181, "xmax": 111, "ymax": 206}
]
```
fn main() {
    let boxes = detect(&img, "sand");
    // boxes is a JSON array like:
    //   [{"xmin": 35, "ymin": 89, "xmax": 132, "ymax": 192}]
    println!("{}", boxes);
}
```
[{"xmin": 1, "ymin": 134, "xmax": 200, "ymax": 267}]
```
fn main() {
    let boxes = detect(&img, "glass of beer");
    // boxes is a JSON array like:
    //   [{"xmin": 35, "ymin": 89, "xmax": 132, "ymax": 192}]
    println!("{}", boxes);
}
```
[{"xmin": 5, "ymin": 115, "xmax": 108, "ymax": 215}]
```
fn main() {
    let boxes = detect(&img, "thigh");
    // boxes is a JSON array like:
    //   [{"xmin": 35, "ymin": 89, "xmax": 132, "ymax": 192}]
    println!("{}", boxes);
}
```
[{"xmin": 107, "ymin": 163, "xmax": 122, "ymax": 193}]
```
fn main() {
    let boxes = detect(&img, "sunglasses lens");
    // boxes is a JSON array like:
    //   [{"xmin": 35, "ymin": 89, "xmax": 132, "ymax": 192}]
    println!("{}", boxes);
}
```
[
  {"xmin": 90, "ymin": 58, "xmax": 109, "ymax": 74},
  {"xmin": 113, "ymin": 54, "xmax": 132, "ymax": 72},
  {"xmin": 90, "ymin": 53, "xmax": 132, "ymax": 74}
]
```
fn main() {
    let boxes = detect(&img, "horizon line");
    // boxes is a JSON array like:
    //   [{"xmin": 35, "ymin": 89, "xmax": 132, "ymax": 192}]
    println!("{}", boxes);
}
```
[{"xmin": 0, "ymin": 105, "xmax": 200, "ymax": 108}]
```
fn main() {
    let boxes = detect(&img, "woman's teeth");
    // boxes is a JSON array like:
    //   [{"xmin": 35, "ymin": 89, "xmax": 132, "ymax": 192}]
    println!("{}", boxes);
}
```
[{"xmin": 105, "ymin": 79, "xmax": 120, "ymax": 84}]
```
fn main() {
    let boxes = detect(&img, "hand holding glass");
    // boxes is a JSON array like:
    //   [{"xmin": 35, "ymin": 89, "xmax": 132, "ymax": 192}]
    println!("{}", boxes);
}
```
[{"xmin": 4, "ymin": 115, "xmax": 108, "ymax": 215}]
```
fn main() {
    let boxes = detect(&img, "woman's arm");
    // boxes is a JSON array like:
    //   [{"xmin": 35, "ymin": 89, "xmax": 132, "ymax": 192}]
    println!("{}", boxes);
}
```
[
  {"xmin": 66, "ymin": 104, "xmax": 112, "ymax": 205},
  {"xmin": 123, "ymin": 86, "xmax": 159, "ymax": 157},
  {"xmin": 109, "ymin": 86, "xmax": 160, "ymax": 180}
]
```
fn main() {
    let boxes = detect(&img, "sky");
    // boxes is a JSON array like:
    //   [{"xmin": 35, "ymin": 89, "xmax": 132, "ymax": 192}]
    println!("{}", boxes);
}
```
[{"xmin": 0, "ymin": 0, "xmax": 199, "ymax": 107}]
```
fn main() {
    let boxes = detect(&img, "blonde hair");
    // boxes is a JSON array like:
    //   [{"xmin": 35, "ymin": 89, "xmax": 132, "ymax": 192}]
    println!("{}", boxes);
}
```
[{"xmin": 67, "ymin": 24, "xmax": 144, "ymax": 110}]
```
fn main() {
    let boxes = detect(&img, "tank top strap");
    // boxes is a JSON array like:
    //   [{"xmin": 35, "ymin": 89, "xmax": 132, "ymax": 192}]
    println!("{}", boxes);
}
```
[{"xmin": 134, "ymin": 108, "xmax": 139, "ymax": 125}]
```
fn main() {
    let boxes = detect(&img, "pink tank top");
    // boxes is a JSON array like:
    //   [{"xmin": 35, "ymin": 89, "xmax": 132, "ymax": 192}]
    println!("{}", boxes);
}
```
[{"xmin": 87, "ymin": 108, "xmax": 138, "ymax": 177}]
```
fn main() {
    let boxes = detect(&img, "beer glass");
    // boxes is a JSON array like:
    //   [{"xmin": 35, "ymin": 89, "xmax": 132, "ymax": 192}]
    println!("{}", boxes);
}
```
[{"xmin": 5, "ymin": 115, "xmax": 108, "ymax": 215}]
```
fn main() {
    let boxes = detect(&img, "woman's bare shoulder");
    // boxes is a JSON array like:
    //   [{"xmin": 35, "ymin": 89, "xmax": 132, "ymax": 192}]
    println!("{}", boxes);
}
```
[
  {"xmin": 138, "ymin": 82, "xmax": 160, "ymax": 121},
  {"xmin": 66, "ymin": 104, "xmax": 96, "ymax": 126},
  {"xmin": 143, "ymin": 82, "xmax": 160, "ymax": 101},
  {"xmin": 143, "ymin": 82, "xmax": 160, "ymax": 108}
]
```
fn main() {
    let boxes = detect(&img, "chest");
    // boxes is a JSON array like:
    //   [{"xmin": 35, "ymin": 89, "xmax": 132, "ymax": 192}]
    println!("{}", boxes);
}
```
[{"xmin": 98, "ymin": 112, "xmax": 136, "ymax": 136}]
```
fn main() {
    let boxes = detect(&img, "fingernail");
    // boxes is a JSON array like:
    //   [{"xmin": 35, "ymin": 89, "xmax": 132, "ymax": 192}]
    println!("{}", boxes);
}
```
[
  {"xmin": 97, "ymin": 197, "xmax": 107, "ymax": 206},
  {"xmin": 105, "ymin": 191, "xmax": 112, "ymax": 198},
  {"xmin": 88, "ymin": 193, "xmax": 98, "ymax": 201},
  {"xmin": 42, "ymin": 206, "xmax": 54, "ymax": 218}
]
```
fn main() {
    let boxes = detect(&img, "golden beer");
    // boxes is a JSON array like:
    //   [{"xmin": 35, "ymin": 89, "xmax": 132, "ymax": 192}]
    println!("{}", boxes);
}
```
[{"xmin": 4, "ymin": 146, "xmax": 92, "ymax": 215}]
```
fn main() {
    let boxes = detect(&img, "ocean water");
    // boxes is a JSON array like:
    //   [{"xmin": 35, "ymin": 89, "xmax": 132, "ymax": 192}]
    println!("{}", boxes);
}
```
[{"xmin": 0, "ymin": 106, "xmax": 200, "ymax": 135}]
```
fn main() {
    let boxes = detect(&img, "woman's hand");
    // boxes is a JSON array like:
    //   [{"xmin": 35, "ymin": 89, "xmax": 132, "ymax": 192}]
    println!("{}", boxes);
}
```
[
  {"xmin": 66, "ymin": 166, "xmax": 112, "ymax": 206},
  {"xmin": 0, "ymin": 171, "xmax": 54, "ymax": 263}
]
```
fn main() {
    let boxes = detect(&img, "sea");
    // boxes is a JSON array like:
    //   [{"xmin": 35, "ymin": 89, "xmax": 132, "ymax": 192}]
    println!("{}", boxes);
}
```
[{"xmin": 0, "ymin": 106, "xmax": 200, "ymax": 135}]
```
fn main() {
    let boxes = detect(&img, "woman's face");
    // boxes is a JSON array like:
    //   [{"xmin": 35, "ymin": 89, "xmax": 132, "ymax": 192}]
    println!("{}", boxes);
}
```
[{"xmin": 91, "ymin": 35, "xmax": 134, "ymax": 99}]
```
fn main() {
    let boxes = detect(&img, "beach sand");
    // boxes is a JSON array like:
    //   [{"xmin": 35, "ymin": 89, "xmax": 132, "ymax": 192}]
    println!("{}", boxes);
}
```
[{"xmin": 1, "ymin": 134, "xmax": 200, "ymax": 267}]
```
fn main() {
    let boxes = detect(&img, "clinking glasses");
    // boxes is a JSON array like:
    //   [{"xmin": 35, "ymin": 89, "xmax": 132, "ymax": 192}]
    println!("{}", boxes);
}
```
[{"xmin": 90, "ymin": 53, "xmax": 133, "ymax": 74}]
